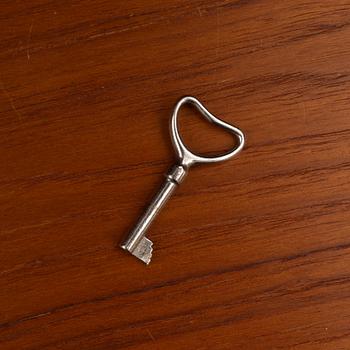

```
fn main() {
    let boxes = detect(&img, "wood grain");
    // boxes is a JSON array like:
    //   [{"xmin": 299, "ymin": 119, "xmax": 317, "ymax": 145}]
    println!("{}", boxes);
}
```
[{"xmin": 1, "ymin": 0, "xmax": 350, "ymax": 349}]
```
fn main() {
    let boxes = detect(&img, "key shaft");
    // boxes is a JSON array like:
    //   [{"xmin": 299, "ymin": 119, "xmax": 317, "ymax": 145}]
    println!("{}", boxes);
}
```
[{"xmin": 120, "ymin": 165, "xmax": 187, "ymax": 261}]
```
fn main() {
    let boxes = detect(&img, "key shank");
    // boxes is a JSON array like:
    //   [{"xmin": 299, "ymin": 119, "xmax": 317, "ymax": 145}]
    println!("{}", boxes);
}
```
[{"xmin": 120, "ymin": 165, "xmax": 187, "ymax": 259}]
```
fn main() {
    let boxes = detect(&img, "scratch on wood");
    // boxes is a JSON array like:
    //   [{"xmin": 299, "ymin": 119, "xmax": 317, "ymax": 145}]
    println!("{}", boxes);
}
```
[
  {"xmin": 27, "ymin": 21, "xmax": 33, "ymax": 61},
  {"xmin": 117, "ymin": 22, "xmax": 154, "ymax": 34},
  {"xmin": 146, "ymin": 328, "xmax": 155, "ymax": 342},
  {"xmin": 25, "ymin": 311, "xmax": 52, "ymax": 322},
  {"xmin": 88, "ymin": 30, "xmax": 116, "ymax": 40},
  {"xmin": 88, "ymin": 22, "xmax": 154, "ymax": 41}
]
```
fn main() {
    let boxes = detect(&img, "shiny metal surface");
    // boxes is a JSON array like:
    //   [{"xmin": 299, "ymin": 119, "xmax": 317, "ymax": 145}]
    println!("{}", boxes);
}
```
[{"xmin": 120, "ymin": 96, "xmax": 245, "ymax": 264}]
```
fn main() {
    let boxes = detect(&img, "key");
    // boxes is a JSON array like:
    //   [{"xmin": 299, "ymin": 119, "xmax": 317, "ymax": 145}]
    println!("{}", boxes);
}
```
[{"xmin": 120, "ymin": 96, "xmax": 245, "ymax": 264}]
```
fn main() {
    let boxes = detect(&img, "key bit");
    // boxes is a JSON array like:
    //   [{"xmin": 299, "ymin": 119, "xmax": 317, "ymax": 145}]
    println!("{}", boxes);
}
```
[
  {"xmin": 129, "ymin": 236, "xmax": 153, "ymax": 265},
  {"xmin": 120, "ymin": 96, "xmax": 245, "ymax": 264}
]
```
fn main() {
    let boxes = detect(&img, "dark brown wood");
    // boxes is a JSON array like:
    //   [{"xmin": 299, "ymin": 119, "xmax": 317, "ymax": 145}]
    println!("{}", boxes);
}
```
[{"xmin": 1, "ymin": 1, "xmax": 350, "ymax": 349}]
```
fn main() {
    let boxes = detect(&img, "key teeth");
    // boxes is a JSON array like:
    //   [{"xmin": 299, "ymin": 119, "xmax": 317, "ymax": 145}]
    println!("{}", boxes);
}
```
[{"xmin": 131, "ymin": 237, "xmax": 153, "ymax": 265}]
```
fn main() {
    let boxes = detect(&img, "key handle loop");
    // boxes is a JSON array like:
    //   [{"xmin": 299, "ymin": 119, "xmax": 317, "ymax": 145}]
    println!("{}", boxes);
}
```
[{"xmin": 170, "ymin": 96, "xmax": 245, "ymax": 168}]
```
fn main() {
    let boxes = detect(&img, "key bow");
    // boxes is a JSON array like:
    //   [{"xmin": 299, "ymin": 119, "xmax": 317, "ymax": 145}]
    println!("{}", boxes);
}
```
[{"xmin": 171, "ymin": 96, "xmax": 245, "ymax": 168}]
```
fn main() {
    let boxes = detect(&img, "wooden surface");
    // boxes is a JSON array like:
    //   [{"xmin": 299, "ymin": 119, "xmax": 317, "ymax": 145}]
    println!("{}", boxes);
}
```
[{"xmin": 1, "ymin": 1, "xmax": 350, "ymax": 349}]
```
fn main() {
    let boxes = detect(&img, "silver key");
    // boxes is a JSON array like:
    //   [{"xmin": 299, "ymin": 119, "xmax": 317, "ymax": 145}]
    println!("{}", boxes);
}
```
[{"xmin": 120, "ymin": 96, "xmax": 245, "ymax": 264}]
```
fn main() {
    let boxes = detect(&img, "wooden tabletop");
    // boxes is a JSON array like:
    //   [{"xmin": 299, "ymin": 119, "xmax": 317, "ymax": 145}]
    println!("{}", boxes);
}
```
[{"xmin": 1, "ymin": 1, "xmax": 350, "ymax": 349}]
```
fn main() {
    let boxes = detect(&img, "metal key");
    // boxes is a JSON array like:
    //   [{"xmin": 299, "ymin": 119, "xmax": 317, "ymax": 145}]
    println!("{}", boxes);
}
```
[{"xmin": 120, "ymin": 96, "xmax": 245, "ymax": 264}]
